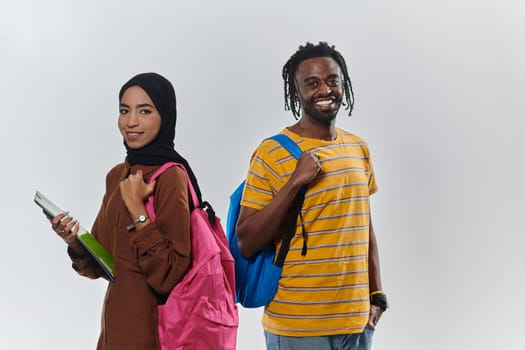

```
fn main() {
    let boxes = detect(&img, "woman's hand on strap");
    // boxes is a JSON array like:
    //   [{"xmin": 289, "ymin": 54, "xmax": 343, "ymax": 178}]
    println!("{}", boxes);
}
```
[{"xmin": 119, "ymin": 169, "xmax": 156, "ymax": 215}]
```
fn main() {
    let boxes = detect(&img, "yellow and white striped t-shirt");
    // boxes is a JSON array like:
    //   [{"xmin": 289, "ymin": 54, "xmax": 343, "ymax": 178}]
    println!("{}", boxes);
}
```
[{"xmin": 240, "ymin": 128, "xmax": 377, "ymax": 337}]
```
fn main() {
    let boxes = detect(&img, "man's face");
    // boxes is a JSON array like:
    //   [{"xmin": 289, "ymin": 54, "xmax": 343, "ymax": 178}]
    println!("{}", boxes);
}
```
[{"xmin": 294, "ymin": 56, "xmax": 343, "ymax": 125}]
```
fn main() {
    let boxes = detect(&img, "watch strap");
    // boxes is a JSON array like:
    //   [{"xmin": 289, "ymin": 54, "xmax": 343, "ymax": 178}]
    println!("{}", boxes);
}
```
[{"xmin": 127, "ymin": 213, "xmax": 149, "ymax": 232}]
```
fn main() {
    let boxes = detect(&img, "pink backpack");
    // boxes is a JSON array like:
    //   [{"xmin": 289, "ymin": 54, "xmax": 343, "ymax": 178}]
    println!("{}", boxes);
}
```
[{"xmin": 145, "ymin": 162, "xmax": 238, "ymax": 350}]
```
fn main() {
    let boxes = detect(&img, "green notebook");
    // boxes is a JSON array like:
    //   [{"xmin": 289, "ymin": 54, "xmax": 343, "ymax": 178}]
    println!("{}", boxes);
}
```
[{"xmin": 34, "ymin": 190, "xmax": 115, "ymax": 281}]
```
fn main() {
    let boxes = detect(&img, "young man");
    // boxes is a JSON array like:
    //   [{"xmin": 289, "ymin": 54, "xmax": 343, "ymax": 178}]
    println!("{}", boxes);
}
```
[{"xmin": 236, "ymin": 42, "xmax": 387, "ymax": 350}]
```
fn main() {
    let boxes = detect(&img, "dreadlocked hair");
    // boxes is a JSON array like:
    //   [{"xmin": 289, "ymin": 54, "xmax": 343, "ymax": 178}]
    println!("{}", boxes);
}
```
[{"xmin": 282, "ymin": 41, "xmax": 355, "ymax": 120}]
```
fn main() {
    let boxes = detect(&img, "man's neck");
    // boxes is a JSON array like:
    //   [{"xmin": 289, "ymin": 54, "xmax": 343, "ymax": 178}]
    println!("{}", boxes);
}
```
[{"xmin": 288, "ymin": 117, "xmax": 336, "ymax": 141}]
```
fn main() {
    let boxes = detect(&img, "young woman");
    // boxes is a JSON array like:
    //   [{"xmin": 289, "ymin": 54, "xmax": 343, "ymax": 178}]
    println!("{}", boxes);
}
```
[{"xmin": 49, "ymin": 72, "xmax": 202, "ymax": 349}]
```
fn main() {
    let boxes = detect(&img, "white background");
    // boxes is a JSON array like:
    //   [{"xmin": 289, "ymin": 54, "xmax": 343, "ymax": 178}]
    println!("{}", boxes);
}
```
[{"xmin": 1, "ymin": 1, "xmax": 524, "ymax": 349}]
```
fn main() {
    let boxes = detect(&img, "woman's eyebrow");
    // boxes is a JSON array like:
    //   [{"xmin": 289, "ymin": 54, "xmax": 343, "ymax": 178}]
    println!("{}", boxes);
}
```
[
  {"xmin": 119, "ymin": 103, "xmax": 154, "ymax": 108},
  {"xmin": 137, "ymin": 103, "xmax": 154, "ymax": 108}
]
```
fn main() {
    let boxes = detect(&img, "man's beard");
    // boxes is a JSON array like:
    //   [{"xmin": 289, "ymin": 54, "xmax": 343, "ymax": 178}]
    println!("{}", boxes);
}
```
[{"xmin": 301, "ymin": 95, "xmax": 343, "ymax": 125}]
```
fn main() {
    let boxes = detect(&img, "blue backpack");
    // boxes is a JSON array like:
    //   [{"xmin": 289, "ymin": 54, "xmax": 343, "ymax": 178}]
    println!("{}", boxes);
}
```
[{"xmin": 226, "ymin": 134, "xmax": 304, "ymax": 308}]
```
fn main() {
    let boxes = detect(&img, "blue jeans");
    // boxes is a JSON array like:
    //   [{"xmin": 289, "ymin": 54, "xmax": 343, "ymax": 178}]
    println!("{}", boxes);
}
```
[{"xmin": 265, "ymin": 327, "xmax": 375, "ymax": 350}]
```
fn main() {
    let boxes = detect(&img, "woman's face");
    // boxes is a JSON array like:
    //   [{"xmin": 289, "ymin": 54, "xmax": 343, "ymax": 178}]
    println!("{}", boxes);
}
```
[{"xmin": 118, "ymin": 85, "xmax": 162, "ymax": 149}]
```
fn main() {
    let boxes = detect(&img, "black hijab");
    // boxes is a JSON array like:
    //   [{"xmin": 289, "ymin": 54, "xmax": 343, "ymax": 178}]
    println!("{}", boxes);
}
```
[{"xmin": 119, "ymin": 72, "xmax": 202, "ymax": 204}]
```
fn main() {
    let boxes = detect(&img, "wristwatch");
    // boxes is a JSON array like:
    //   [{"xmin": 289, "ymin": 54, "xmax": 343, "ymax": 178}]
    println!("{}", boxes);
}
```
[{"xmin": 127, "ymin": 213, "xmax": 149, "ymax": 232}]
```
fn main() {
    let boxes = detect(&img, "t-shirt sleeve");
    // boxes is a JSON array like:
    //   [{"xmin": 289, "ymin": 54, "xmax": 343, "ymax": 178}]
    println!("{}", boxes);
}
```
[
  {"xmin": 240, "ymin": 142, "xmax": 280, "ymax": 211},
  {"xmin": 366, "ymin": 147, "xmax": 378, "ymax": 195}
]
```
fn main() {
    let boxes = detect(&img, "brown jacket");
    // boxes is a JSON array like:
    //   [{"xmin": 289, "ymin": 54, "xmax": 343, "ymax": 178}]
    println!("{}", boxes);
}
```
[{"xmin": 69, "ymin": 161, "xmax": 191, "ymax": 349}]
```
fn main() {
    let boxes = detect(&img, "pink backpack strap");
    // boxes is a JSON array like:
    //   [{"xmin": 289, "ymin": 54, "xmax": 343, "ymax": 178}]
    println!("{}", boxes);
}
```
[{"xmin": 145, "ymin": 162, "xmax": 200, "ymax": 221}]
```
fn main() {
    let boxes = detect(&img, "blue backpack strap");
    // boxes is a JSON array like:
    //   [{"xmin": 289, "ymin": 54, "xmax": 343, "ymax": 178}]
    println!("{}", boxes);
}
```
[
  {"xmin": 268, "ymin": 133, "xmax": 309, "ymax": 260},
  {"xmin": 268, "ymin": 134, "xmax": 302, "ymax": 159},
  {"xmin": 268, "ymin": 133, "xmax": 306, "ymax": 196}
]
